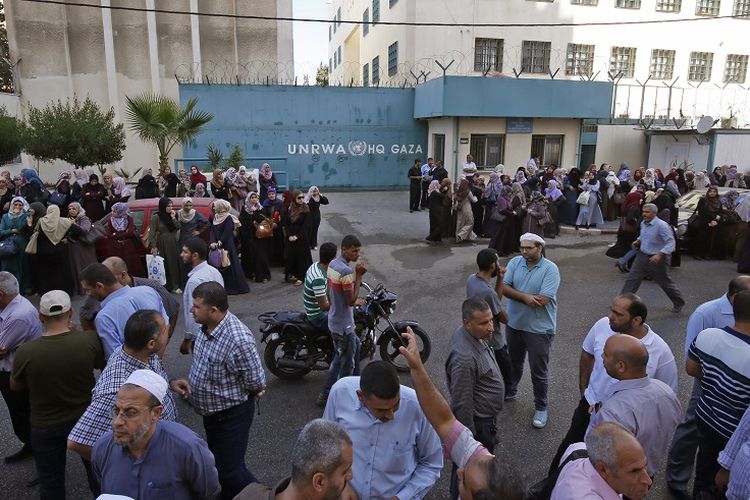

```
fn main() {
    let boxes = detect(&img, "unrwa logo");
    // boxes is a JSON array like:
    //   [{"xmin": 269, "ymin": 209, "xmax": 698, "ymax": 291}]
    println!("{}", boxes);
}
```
[{"xmin": 348, "ymin": 140, "xmax": 367, "ymax": 156}]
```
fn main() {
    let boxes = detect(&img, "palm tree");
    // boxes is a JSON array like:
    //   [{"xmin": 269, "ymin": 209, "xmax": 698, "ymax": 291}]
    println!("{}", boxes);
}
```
[{"xmin": 124, "ymin": 93, "xmax": 214, "ymax": 176}]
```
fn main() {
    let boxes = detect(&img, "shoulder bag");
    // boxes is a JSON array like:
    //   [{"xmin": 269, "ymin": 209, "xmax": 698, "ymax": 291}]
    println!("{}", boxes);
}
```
[
  {"xmin": 576, "ymin": 190, "xmax": 590, "ymax": 205},
  {"xmin": 0, "ymin": 238, "xmax": 18, "ymax": 258},
  {"xmin": 26, "ymin": 230, "xmax": 40, "ymax": 255}
]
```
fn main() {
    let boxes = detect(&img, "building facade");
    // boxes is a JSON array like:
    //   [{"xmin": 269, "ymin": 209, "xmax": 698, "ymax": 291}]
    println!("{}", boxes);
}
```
[{"xmin": 4, "ymin": 0, "xmax": 293, "ymax": 180}]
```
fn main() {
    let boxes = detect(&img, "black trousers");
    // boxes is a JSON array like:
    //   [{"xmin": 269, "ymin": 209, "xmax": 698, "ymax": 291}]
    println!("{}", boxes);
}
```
[
  {"xmin": 694, "ymin": 419, "xmax": 729, "ymax": 498},
  {"xmin": 548, "ymin": 397, "xmax": 591, "ymax": 475},
  {"xmin": 420, "ymin": 180, "xmax": 431, "ymax": 209},
  {"xmin": 409, "ymin": 184, "xmax": 421, "ymax": 211},
  {"xmin": 494, "ymin": 346, "xmax": 513, "ymax": 392},
  {"xmin": 0, "ymin": 370, "xmax": 31, "ymax": 446},
  {"xmin": 450, "ymin": 416, "xmax": 497, "ymax": 499}
]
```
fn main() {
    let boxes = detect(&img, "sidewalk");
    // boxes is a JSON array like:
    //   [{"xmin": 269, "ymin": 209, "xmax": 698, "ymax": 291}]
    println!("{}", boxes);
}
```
[{"xmin": 560, "ymin": 220, "xmax": 620, "ymax": 235}]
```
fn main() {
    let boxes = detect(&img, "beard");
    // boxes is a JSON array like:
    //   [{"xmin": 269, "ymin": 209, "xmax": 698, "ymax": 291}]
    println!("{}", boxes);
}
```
[{"xmin": 114, "ymin": 420, "xmax": 152, "ymax": 448}]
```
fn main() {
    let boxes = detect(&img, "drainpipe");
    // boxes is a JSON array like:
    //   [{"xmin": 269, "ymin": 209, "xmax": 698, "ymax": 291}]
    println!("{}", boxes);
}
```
[{"xmin": 454, "ymin": 116, "xmax": 461, "ymax": 180}]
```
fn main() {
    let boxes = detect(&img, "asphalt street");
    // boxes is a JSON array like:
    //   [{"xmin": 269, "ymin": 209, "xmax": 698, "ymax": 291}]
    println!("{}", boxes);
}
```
[{"xmin": 0, "ymin": 190, "xmax": 738, "ymax": 499}]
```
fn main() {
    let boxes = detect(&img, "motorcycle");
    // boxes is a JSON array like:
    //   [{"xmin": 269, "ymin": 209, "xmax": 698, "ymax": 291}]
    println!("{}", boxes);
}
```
[{"xmin": 259, "ymin": 282, "xmax": 431, "ymax": 380}]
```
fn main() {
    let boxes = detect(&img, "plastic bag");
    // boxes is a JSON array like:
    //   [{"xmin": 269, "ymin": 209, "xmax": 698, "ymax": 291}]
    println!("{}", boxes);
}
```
[{"xmin": 146, "ymin": 254, "xmax": 167, "ymax": 286}]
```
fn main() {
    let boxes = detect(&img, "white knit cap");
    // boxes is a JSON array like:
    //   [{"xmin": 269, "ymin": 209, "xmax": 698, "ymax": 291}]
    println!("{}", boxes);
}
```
[
  {"xmin": 520, "ymin": 232, "xmax": 546, "ymax": 246},
  {"xmin": 123, "ymin": 369, "xmax": 168, "ymax": 404}
]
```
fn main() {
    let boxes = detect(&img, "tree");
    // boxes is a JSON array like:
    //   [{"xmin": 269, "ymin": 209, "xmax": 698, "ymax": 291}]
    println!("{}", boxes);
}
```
[
  {"xmin": 0, "ymin": 2, "xmax": 13, "ymax": 93},
  {"xmin": 20, "ymin": 96, "xmax": 126, "ymax": 168},
  {"xmin": 315, "ymin": 63, "xmax": 329, "ymax": 87},
  {"xmin": 125, "ymin": 93, "xmax": 214, "ymax": 176},
  {"xmin": 225, "ymin": 144, "xmax": 244, "ymax": 170},
  {"xmin": 0, "ymin": 105, "xmax": 20, "ymax": 164},
  {"xmin": 206, "ymin": 143, "xmax": 223, "ymax": 170}
]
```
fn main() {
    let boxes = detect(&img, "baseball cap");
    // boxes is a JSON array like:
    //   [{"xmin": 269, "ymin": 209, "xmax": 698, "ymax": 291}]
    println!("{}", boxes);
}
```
[{"xmin": 39, "ymin": 290, "xmax": 71, "ymax": 316}]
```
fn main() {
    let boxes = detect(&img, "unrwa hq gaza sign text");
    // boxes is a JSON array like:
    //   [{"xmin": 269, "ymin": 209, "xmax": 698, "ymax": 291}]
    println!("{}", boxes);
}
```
[{"xmin": 288, "ymin": 141, "xmax": 423, "ymax": 156}]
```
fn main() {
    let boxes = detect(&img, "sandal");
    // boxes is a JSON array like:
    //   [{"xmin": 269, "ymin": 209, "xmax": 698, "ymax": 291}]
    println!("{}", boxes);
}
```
[{"xmin": 293, "ymin": 279, "xmax": 303, "ymax": 287}]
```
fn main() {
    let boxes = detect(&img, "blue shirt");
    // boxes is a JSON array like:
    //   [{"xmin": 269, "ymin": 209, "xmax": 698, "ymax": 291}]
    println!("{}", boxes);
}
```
[
  {"xmin": 503, "ymin": 256, "xmax": 560, "ymax": 335},
  {"xmin": 92, "ymin": 420, "xmax": 219, "ymax": 500},
  {"xmin": 638, "ymin": 216, "xmax": 675, "ymax": 255},
  {"xmin": 95, "ymin": 286, "xmax": 169, "ymax": 359},
  {"xmin": 719, "ymin": 405, "xmax": 750, "ymax": 500},
  {"xmin": 0, "ymin": 294, "xmax": 43, "ymax": 371},
  {"xmin": 684, "ymin": 294, "xmax": 734, "ymax": 358},
  {"xmin": 323, "ymin": 376, "xmax": 443, "ymax": 500}
]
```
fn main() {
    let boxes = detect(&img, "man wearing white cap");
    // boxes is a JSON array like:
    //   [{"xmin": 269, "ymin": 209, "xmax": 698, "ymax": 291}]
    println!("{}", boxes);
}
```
[
  {"xmin": 92, "ymin": 370, "xmax": 219, "ymax": 499},
  {"xmin": 502, "ymin": 233, "xmax": 560, "ymax": 429},
  {"xmin": 11, "ymin": 290, "xmax": 104, "ymax": 498}
]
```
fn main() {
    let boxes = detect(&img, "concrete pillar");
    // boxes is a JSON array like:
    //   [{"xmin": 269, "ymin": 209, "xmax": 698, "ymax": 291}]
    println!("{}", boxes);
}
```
[{"xmin": 100, "ymin": 0, "xmax": 120, "ymax": 117}]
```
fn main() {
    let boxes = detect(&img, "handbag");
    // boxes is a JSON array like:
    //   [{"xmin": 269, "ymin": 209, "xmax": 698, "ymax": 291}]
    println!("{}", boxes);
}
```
[
  {"xmin": 220, "ymin": 249, "xmax": 231, "ymax": 268},
  {"xmin": 0, "ymin": 239, "xmax": 18, "ymax": 258},
  {"xmin": 80, "ymin": 221, "xmax": 107, "ymax": 245},
  {"xmin": 49, "ymin": 191, "xmax": 67, "ymax": 206},
  {"xmin": 490, "ymin": 209, "xmax": 507, "ymax": 222},
  {"xmin": 25, "ymin": 230, "xmax": 39, "ymax": 255},
  {"xmin": 576, "ymin": 190, "xmax": 590, "ymax": 205},
  {"xmin": 207, "ymin": 247, "xmax": 222, "ymax": 268},
  {"xmin": 145, "ymin": 254, "xmax": 167, "ymax": 285},
  {"xmin": 255, "ymin": 217, "xmax": 276, "ymax": 239}
]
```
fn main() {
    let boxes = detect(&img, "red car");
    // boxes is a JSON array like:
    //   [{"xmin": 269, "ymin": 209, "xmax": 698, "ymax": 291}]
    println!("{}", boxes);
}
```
[{"xmin": 94, "ymin": 197, "xmax": 216, "ymax": 261}]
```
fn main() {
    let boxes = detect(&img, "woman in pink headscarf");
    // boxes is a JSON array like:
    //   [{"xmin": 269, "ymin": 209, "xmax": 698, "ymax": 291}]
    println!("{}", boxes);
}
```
[
  {"xmin": 101, "ymin": 202, "xmax": 146, "ymax": 277},
  {"xmin": 258, "ymin": 163, "xmax": 278, "ymax": 201}
]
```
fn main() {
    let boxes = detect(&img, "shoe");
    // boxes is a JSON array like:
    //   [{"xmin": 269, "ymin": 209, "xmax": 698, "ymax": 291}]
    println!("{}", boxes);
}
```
[
  {"xmin": 315, "ymin": 393, "xmax": 328, "ymax": 407},
  {"xmin": 26, "ymin": 477, "xmax": 39, "ymax": 488},
  {"xmin": 410, "ymin": 210, "xmax": 414, "ymax": 213},
  {"xmin": 615, "ymin": 263, "xmax": 628, "ymax": 273},
  {"xmin": 575, "ymin": 225, "xmax": 579, "ymax": 230},
  {"xmin": 4, "ymin": 444, "xmax": 32, "ymax": 464},
  {"xmin": 666, "ymin": 487, "xmax": 691, "ymax": 500},
  {"xmin": 532, "ymin": 410, "xmax": 549, "ymax": 429},
  {"xmin": 672, "ymin": 304, "xmax": 684, "ymax": 314},
  {"xmin": 503, "ymin": 391, "xmax": 518, "ymax": 402}
]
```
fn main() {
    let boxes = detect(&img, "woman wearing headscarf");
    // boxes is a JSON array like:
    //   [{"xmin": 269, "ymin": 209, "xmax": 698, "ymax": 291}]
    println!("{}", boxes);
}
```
[
  {"xmin": 194, "ymin": 183, "xmax": 209, "ymax": 198},
  {"xmin": 690, "ymin": 186, "xmax": 726, "ymax": 259},
  {"xmin": 102, "ymin": 172, "xmax": 115, "ymax": 209},
  {"xmin": 262, "ymin": 188, "xmax": 285, "ymax": 266},
  {"xmin": 488, "ymin": 186, "xmax": 515, "ymax": 256},
  {"xmin": 544, "ymin": 180, "xmax": 564, "ymax": 238},
  {"xmin": 425, "ymin": 180, "xmax": 445, "ymax": 244},
  {"xmin": 521, "ymin": 191, "xmax": 549, "ymax": 238},
  {"xmin": 177, "ymin": 197, "xmax": 209, "ymax": 286},
  {"xmin": 454, "ymin": 178, "xmax": 477, "ymax": 243},
  {"xmin": 481, "ymin": 173, "xmax": 504, "ymax": 238},
  {"xmin": 665, "ymin": 176, "xmax": 682, "ymax": 200},
  {"xmin": 282, "ymin": 190, "xmax": 313, "ymax": 285},
  {"xmin": 80, "ymin": 174, "xmax": 107, "ymax": 222},
  {"xmin": 102, "ymin": 202, "xmax": 146, "ymax": 278},
  {"xmin": 560, "ymin": 167, "xmax": 581, "ymax": 226},
  {"xmin": 190, "ymin": 165, "xmax": 207, "ymax": 190},
  {"xmin": 726, "ymin": 165, "xmax": 746, "ymax": 188},
  {"xmin": 239, "ymin": 166, "xmax": 258, "ymax": 194},
  {"xmin": 305, "ymin": 186, "xmax": 329, "ymax": 250},
  {"xmin": 70, "ymin": 168, "xmax": 89, "ymax": 201},
  {"xmin": 258, "ymin": 163, "xmax": 278, "ymax": 201},
  {"xmin": 136, "ymin": 168, "xmax": 160, "ymax": 199},
  {"xmin": 209, "ymin": 199, "xmax": 249, "ymax": 295},
  {"xmin": 112, "ymin": 176, "xmax": 131, "ymax": 204},
  {"xmin": 147, "ymin": 197, "xmax": 182, "ymax": 292},
  {"xmin": 11, "ymin": 174, "xmax": 22, "ymax": 197},
  {"xmin": 684, "ymin": 170, "xmax": 696, "ymax": 192},
  {"xmin": 0, "ymin": 177, "xmax": 14, "ymax": 217},
  {"xmin": 709, "ymin": 166, "xmax": 726, "ymax": 186},
  {"xmin": 621, "ymin": 184, "xmax": 645, "ymax": 222},
  {"xmin": 176, "ymin": 168, "xmax": 192, "ymax": 197},
  {"xmin": 20, "ymin": 168, "xmax": 48, "ymax": 204},
  {"xmin": 654, "ymin": 187, "xmax": 678, "ymax": 226},
  {"xmin": 66, "ymin": 202, "xmax": 98, "ymax": 295},
  {"xmin": 209, "ymin": 169, "xmax": 229, "ymax": 200},
  {"xmin": 695, "ymin": 170, "xmax": 711, "ymax": 189},
  {"xmin": 50, "ymin": 171, "xmax": 72, "ymax": 211},
  {"xmin": 440, "ymin": 178, "xmax": 455, "ymax": 239},
  {"xmin": 158, "ymin": 167, "xmax": 180, "ymax": 198},
  {"xmin": 575, "ymin": 171, "xmax": 604, "ymax": 230},
  {"xmin": 734, "ymin": 194, "xmax": 750, "ymax": 267},
  {"xmin": 0, "ymin": 197, "xmax": 32, "ymax": 292},
  {"xmin": 239, "ymin": 192, "xmax": 272, "ymax": 282},
  {"xmin": 30, "ymin": 204, "xmax": 74, "ymax": 295},
  {"xmin": 226, "ymin": 167, "xmax": 249, "ymax": 213}
]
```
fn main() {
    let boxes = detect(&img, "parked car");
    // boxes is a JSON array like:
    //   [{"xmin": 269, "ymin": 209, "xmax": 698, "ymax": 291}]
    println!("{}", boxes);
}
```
[
  {"xmin": 676, "ymin": 187, "xmax": 749, "ymax": 250},
  {"xmin": 94, "ymin": 197, "xmax": 217, "ymax": 260}
]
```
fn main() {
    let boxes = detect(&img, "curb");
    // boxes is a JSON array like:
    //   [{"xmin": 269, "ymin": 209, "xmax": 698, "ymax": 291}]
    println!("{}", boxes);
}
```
[{"xmin": 559, "ymin": 225, "xmax": 618, "ymax": 236}]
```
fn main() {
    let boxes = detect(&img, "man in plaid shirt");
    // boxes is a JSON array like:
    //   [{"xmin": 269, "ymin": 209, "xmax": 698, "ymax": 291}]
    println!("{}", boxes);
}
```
[{"xmin": 187, "ymin": 281, "xmax": 266, "ymax": 500}]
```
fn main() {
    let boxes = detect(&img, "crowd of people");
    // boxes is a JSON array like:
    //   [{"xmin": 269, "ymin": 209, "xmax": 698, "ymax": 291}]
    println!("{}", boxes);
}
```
[
  {"xmin": 415, "ymin": 158, "xmax": 750, "ymax": 271},
  {"xmin": 0, "ymin": 164, "xmax": 331, "ymax": 298}
]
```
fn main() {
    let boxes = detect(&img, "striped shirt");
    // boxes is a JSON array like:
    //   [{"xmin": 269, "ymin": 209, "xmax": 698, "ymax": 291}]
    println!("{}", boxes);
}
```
[
  {"xmin": 303, "ymin": 262, "xmax": 327, "ymax": 321},
  {"xmin": 718, "ymin": 405, "xmax": 750, "ymax": 500},
  {"xmin": 689, "ymin": 326, "xmax": 750, "ymax": 439}
]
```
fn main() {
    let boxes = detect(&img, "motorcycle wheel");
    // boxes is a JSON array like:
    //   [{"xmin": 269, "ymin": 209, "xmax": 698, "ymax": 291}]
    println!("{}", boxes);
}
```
[
  {"xmin": 264, "ymin": 337, "xmax": 312, "ymax": 380},
  {"xmin": 379, "ymin": 325, "xmax": 431, "ymax": 373}
]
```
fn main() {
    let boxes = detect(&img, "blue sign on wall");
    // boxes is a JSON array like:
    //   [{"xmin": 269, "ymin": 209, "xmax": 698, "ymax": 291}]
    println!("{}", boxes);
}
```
[
  {"xmin": 180, "ymin": 84, "xmax": 428, "ymax": 190},
  {"xmin": 506, "ymin": 118, "xmax": 533, "ymax": 134}
]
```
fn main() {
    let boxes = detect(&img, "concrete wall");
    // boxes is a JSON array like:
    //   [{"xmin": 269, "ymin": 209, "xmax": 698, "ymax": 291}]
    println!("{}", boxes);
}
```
[
  {"xmin": 4, "ymin": 0, "xmax": 293, "ymax": 182},
  {"xmin": 595, "ymin": 124, "xmax": 648, "ymax": 168},
  {"xmin": 647, "ymin": 134, "xmax": 710, "ymax": 172},
  {"xmin": 180, "ymin": 84, "xmax": 428, "ymax": 189},
  {"xmin": 712, "ymin": 133, "xmax": 750, "ymax": 172}
]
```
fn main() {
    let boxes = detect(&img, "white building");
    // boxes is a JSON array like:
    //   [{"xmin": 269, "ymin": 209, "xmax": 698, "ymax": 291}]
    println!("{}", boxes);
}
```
[
  {"xmin": 3, "ymin": 0, "xmax": 293, "ymax": 180},
  {"xmin": 328, "ymin": 0, "xmax": 750, "ymax": 171}
]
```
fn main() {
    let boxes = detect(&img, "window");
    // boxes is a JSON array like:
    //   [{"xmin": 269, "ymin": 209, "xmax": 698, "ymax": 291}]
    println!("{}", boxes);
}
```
[
  {"xmin": 337, "ymin": 46, "xmax": 342, "ymax": 66},
  {"xmin": 432, "ymin": 134, "xmax": 445, "ymax": 165},
  {"xmin": 329, "ymin": 26, "xmax": 332, "ymax": 41},
  {"xmin": 337, "ymin": 7, "xmax": 342, "ymax": 25},
  {"xmin": 522, "ymin": 41, "xmax": 551, "ymax": 74},
  {"xmin": 734, "ymin": 0, "xmax": 750, "ymax": 15},
  {"xmin": 688, "ymin": 52, "xmax": 713, "ymax": 81},
  {"xmin": 390, "ymin": 0, "xmax": 398, "ymax": 6},
  {"xmin": 372, "ymin": 0, "xmax": 380, "ymax": 23},
  {"xmin": 333, "ymin": 19, "xmax": 336, "ymax": 34},
  {"xmin": 724, "ymin": 54, "xmax": 749, "ymax": 83},
  {"xmin": 333, "ymin": 52, "xmax": 337, "ymax": 69},
  {"xmin": 372, "ymin": 56, "xmax": 380, "ymax": 84},
  {"xmin": 695, "ymin": 0, "xmax": 720, "ymax": 15},
  {"xmin": 650, "ymin": 49, "xmax": 676, "ymax": 79},
  {"xmin": 363, "ymin": 9, "xmax": 369, "ymax": 36},
  {"xmin": 610, "ymin": 47, "xmax": 637, "ymax": 78},
  {"xmin": 531, "ymin": 135, "xmax": 563, "ymax": 167},
  {"xmin": 570, "ymin": 0, "xmax": 598, "ymax": 5},
  {"xmin": 329, "ymin": 58, "xmax": 333, "ymax": 73},
  {"xmin": 470, "ymin": 135, "xmax": 505, "ymax": 168},
  {"xmin": 656, "ymin": 0, "xmax": 681, "ymax": 11},
  {"xmin": 388, "ymin": 42, "xmax": 399, "ymax": 76},
  {"xmin": 616, "ymin": 0, "xmax": 641, "ymax": 8},
  {"xmin": 565, "ymin": 43, "xmax": 595, "ymax": 76},
  {"xmin": 363, "ymin": 63, "xmax": 370, "ymax": 87},
  {"xmin": 474, "ymin": 38, "xmax": 504, "ymax": 72}
]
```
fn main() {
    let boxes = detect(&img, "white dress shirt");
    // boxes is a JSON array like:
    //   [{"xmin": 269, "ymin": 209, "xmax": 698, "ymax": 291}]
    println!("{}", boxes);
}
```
[{"xmin": 183, "ymin": 261, "xmax": 224, "ymax": 341}]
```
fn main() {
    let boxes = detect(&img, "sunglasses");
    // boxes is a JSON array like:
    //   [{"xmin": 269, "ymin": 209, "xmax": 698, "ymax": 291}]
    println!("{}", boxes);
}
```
[{"xmin": 296, "ymin": 196, "xmax": 304, "ymax": 200}]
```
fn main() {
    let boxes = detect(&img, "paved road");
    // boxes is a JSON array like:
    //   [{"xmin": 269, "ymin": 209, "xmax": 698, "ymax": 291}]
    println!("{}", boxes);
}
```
[{"xmin": 0, "ymin": 190, "xmax": 738, "ymax": 498}]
